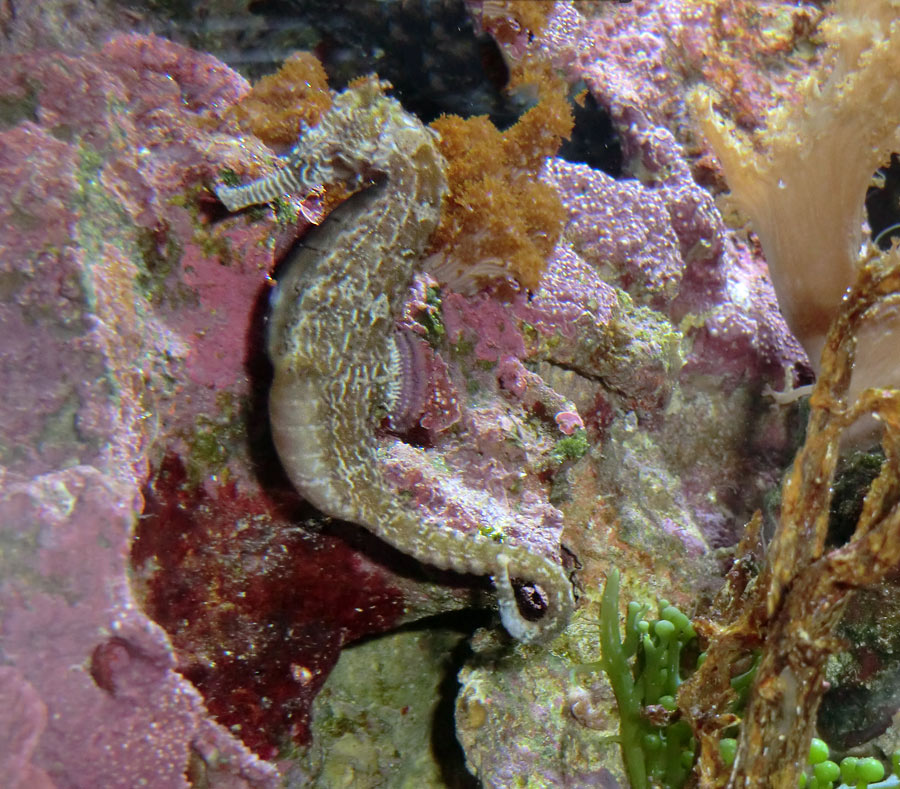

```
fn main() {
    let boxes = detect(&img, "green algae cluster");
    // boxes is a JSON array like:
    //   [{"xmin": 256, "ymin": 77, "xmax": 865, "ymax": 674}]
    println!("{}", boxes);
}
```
[
  {"xmin": 719, "ymin": 736, "xmax": 900, "ymax": 789},
  {"xmin": 549, "ymin": 429, "xmax": 589, "ymax": 465},
  {"xmin": 595, "ymin": 568, "xmax": 697, "ymax": 788}
]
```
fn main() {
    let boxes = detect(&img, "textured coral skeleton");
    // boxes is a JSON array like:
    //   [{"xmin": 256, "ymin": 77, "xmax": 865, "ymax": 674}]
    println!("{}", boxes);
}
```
[{"xmin": 216, "ymin": 77, "xmax": 575, "ymax": 644}]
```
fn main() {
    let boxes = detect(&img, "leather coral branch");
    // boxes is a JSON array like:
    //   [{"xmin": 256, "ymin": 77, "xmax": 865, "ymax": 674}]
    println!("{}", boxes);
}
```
[{"xmin": 689, "ymin": 0, "xmax": 900, "ymax": 444}]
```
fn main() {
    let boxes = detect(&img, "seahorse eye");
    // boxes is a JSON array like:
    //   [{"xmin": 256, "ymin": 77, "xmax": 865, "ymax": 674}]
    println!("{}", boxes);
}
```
[{"xmin": 514, "ymin": 581, "xmax": 550, "ymax": 621}]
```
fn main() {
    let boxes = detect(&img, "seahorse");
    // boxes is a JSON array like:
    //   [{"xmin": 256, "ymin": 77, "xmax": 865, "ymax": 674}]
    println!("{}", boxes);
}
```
[{"xmin": 216, "ymin": 77, "xmax": 574, "ymax": 644}]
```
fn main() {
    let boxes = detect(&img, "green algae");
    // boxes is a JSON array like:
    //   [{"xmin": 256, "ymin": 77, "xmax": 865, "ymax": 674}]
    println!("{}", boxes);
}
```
[
  {"xmin": 272, "ymin": 195, "xmax": 299, "ymax": 227},
  {"xmin": 183, "ymin": 391, "xmax": 246, "ymax": 487},
  {"xmin": 417, "ymin": 284, "xmax": 446, "ymax": 347},
  {"xmin": 218, "ymin": 167, "xmax": 241, "ymax": 187},
  {"xmin": 0, "ymin": 77, "xmax": 39, "ymax": 130},
  {"xmin": 594, "ymin": 569, "xmax": 697, "ymax": 788},
  {"xmin": 608, "ymin": 287, "xmax": 684, "ymax": 382},
  {"xmin": 450, "ymin": 337, "xmax": 475, "ymax": 357},
  {"xmin": 549, "ymin": 429, "xmax": 589, "ymax": 465},
  {"xmin": 134, "ymin": 225, "xmax": 188, "ymax": 304}
]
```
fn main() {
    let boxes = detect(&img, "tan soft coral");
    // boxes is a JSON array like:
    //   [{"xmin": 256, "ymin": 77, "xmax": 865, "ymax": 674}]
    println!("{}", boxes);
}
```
[
  {"xmin": 690, "ymin": 0, "xmax": 900, "ymax": 429},
  {"xmin": 428, "ymin": 60, "xmax": 572, "ymax": 292}
]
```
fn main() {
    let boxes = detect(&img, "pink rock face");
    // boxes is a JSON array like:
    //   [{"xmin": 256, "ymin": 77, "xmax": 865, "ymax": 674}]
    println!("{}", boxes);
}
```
[
  {"xmin": 0, "ymin": 34, "xmax": 292, "ymax": 787},
  {"xmin": 541, "ymin": 157, "xmax": 686, "ymax": 305},
  {"xmin": 0, "ymin": 667, "xmax": 52, "ymax": 789},
  {"xmin": 0, "ymin": 32, "xmax": 413, "ymax": 785},
  {"xmin": 0, "ymin": 468, "xmax": 278, "ymax": 787},
  {"xmin": 540, "ymin": 0, "xmax": 822, "ymax": 140}
]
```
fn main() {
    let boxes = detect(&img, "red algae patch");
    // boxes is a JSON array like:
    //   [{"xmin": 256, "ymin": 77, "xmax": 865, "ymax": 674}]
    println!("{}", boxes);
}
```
[{"xmin": 131, "ymin": 454, "xmax": 405, "ymax": 758}]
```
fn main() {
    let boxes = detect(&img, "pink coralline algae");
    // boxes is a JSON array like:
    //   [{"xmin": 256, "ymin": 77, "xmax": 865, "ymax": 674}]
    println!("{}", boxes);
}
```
[
  {"xmin": 497, "ymin": 357, "xmax": 584, "ymax": 436},
  {"xmin": 0, "ymin": 31, "xmax": 440, "ymax": 784},
  {"xmin": 513, "ymin": 244, "xmax": 617, "ymax": 351},
  {"xmin": 540, "ymin": 2, "xmax": 811, "ymax": 387},
  {"xmin": 539, "ymin": 0, "xmax": 822, "ymax": 145},
  {"xmin": 443, "ymin": 291, "xmax": 528, "ymax": 362},
  {"xmin": 523, "ymin": 4, "xmax": 809, "ymax": 559},
  {"xmin": 0, "ymin": 667, "xmax": 51, "ymax": 789},
  {"xmin": 0, "ymin": 34, "xmax": 285, "ymax": 784},
  {"xmin": 0, "ymin": 468, "xmax": 278, "ymax": 787},
  {"xmin": 541, "ymin": 157, "xmax": 686, "ymax": 304}
]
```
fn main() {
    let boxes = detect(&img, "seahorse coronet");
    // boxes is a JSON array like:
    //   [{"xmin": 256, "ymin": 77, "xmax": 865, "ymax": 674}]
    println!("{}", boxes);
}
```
[{"xmin": 215, "ymin": 76, "xmax": 574, "ymax": 644}]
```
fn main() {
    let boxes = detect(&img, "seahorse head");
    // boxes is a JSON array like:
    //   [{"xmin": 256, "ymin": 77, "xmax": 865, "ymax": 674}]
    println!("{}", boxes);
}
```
[{"xmin": 287, "ymin": 76, "xmax": 427, "ymax": 192}]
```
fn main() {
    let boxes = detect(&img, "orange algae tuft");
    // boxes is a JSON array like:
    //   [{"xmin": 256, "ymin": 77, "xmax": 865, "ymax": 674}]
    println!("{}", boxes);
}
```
[
  {"xmin": 226, "ymin": 52, "xmax": 332, "ymax": 148},
  {"xmin": 428, "ymin": 60, "xmax": 572, "ymax": 292},
  {"xmin": 480, "ymin": 0, "xmax": 555, "ymax": 45}
]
